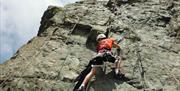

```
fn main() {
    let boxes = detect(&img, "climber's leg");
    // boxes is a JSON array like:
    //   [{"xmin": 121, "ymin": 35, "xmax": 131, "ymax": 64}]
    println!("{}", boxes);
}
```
[
  {"xmin": 79, "ymin": 67, "xmax": 97, "ymax": 89},
  {"xmin": 114, "ymin": 57, "xmax": 125, "ymax": 77}
]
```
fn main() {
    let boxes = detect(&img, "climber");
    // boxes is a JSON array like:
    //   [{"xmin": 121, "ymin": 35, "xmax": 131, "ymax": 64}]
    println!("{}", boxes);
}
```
[{"xmin": 77, "ymin": 33, "xmax": 124, "ymax": 91}]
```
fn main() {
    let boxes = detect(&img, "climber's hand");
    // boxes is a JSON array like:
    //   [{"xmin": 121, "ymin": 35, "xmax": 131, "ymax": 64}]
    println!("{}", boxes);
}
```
[{"xmin": 117, "ymin": 48, "xmax": 121, "ymax": 52}]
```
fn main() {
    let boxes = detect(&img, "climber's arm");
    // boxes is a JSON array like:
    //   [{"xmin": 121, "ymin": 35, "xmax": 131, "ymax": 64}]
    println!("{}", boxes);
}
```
[{"xmin": 113, "ymin": 42, "xmax": 120, "ymax": 49}]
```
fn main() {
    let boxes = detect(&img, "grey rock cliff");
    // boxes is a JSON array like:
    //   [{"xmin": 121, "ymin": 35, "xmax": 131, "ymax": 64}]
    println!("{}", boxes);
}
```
[{"xmin": 0, "ymin": 0, "xmax": 180, "ymax": 91}]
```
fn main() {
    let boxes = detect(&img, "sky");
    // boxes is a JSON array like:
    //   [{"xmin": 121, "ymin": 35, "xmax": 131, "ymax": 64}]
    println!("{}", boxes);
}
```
[{"xmin": 0, "ymin": 0, "xmax": 80, "ymax": 64}]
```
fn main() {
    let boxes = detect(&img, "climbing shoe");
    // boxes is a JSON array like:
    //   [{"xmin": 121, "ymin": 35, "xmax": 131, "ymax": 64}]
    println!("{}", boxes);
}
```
[
  {"xmin": 114, "ymin": 72, "xmax": 125, "ymax": 79},
  {"xmin": 78, "ymin": 85, "xmax": 86, "ymax": 91}
]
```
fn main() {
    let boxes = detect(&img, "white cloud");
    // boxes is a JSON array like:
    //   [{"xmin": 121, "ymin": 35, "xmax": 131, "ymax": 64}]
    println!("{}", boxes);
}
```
[{"xmin": 0, "ymin": 0, "xmax": 80, "ymax": 63}]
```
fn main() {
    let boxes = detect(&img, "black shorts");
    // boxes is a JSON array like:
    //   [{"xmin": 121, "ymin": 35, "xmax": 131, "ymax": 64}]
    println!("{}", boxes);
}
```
[{"xmin": 90, "ymin": 51, "xmax": 116, "ymax": 66}]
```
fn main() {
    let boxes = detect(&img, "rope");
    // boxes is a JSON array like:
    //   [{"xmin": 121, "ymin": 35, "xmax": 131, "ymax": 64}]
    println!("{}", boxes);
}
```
[
  {"xmin": 38, "ymin": 8, "xmax": 90, "ymax": 91},
  {"xmin": 136, "ymin": 48, "xmax": 147, "ymax": 91},
  {"xmin": 132, "ymin": 49, "xmax": 144, "ymax": 77},
  {"xmin": 1, "ymin": 8, "xmax": 89, "ymax": 90},
  {"xmin": 37, "ymin": 16, "xmax": 80, "ymax": 91},
  {"xmin": 55, "ymin": 15, "xmax": 80, "ymax": 79}
]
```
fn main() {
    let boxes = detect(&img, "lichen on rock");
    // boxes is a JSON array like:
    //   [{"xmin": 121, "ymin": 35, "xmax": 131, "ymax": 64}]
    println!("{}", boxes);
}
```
[{"xmin": 0, "ymin": 0, "xmax": 180, "ymax": 91}]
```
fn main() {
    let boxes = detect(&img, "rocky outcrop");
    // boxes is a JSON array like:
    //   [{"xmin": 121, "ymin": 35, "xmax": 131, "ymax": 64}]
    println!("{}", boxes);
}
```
[{"xmin": 0, "ymin": 0, "xmax": 180, "ymax": 91}]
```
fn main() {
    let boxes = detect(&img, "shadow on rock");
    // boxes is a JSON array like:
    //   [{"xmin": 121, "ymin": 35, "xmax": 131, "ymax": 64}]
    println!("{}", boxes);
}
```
[{"xmin": 88, "ymin": 71, "xmax": 132, "ymax": 91}]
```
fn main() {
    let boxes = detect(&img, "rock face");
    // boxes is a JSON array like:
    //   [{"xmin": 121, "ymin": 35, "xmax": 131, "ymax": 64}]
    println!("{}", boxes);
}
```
[{"xmin": 0, "ymin": 0, "xmax": 180, "ymax": 91}]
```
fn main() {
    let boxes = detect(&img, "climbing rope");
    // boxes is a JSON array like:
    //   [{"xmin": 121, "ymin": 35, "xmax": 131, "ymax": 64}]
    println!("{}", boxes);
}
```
[
  {"xmin": 38, "ymin": 9, "xmax": 89, "ymax": 91},
  {"xmin": 37, "ymin": 17, "xmax": 80, "ymax": 91},
  {"xmin": 136, "ymin": 49, "xmax": 147, "ymax": 91},
  {"xmin": 132, "ymin": 44, "xmax": 147, "ymax": 91},
  {"xmin": 55, "ymin": 15, "xmax": 80, "ymax": 80}
]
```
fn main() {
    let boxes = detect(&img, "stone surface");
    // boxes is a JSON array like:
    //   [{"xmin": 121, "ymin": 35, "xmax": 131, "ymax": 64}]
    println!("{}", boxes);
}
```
[{"xmin": 0, "ymin": 0, "xmax": 180, "ymax": 91}]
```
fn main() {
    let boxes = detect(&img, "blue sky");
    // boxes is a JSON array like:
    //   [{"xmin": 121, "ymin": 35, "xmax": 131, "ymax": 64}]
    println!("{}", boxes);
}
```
[{"xmin": 0, "ymin": 0, "xmax": 80, "ymax": 64}]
